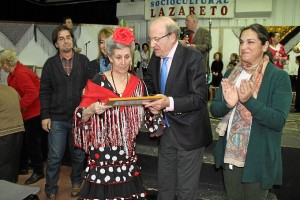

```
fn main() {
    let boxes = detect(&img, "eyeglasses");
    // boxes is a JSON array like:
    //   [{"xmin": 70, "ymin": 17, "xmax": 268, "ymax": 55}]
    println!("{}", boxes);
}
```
[{"xmin": 148, "ymin": 33, "xmax": 171, "ymax": 44}]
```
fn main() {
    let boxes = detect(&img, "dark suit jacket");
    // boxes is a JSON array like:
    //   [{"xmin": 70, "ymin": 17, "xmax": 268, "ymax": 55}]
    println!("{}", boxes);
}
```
[
  {"xmin": 192, "ymin": 27, "xmax": 212, "ymax": 73},
  {"xmin": 144, "ymin": 43, "xmax": 212, "ymax": 150}
]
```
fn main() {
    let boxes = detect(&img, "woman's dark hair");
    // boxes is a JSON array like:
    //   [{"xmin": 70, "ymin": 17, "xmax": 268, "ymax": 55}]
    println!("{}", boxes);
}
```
[
  {"xmin": 269, "ymin": 31, "xmax": 279, "ymax": 38},
  {"xmin": 142, "ymin": 43, "xmax": 149, "ymax": 50},
  {"xmin": 231, "ymin": 53, "xmax": 238, "ymax": 60},
  {"xmin": 240, "ymin": 24, "xmax": 269, "ymax": 45},
  {"xmin": 52, "ymin": 25, "xmax": 74, "ymax": 47},
  {"xmin": 213, "ymin": 52, "xmax": 223, "ymax": 61},
  {"xmin": 62, "ymin": 16, "xmax": 72, "ymax": 25},
  {"xmin": 135, "ymin": 43, "xmax": 140, "ymax": 51},
  {"xmin": 265, "ymin": 50, "xmax": 274, "ymax": 63},
  {"xmin": 296, "ymin": 55, "xmax": 300, "ymax": 63}
]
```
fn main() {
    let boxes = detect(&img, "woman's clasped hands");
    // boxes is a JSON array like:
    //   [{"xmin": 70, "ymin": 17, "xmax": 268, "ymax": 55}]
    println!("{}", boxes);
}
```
[{"xmin": 221, "ymin": 78, "xmax": 254, "ymax": 108}]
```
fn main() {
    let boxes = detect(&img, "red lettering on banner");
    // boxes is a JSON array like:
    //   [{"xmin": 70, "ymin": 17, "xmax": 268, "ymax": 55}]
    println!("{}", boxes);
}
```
[
  {"xmin": 221, "ymin": 6, "xmax": 228, "ymax": 15},
  {"xmin": 169, "ymin": 7, "xmax": 175, "ymax": 16},
  {"xmin": 158, "ymin": 7, "xmax": 165, "ymax": 16},
  {"xmin": 150, "ymin": 5, "xmax": 230, "ymax": 18},
  {"xmin": 151, "ymin": 9, "xmax": 156, "ymax": 17},
  {"xmin": 210, "ymin": 6, "xmax": 217, "ymax": 15},
  {"xmin": 189, "ymin": 7, "xmax": 195, "ymax": 15},
  {"xmin": 199, "ymin": 6, "xmax": 206, "ymax": 15},
  {"xmin": 178, "ymin": 6, "xmax": 186, "ymax": 15}
]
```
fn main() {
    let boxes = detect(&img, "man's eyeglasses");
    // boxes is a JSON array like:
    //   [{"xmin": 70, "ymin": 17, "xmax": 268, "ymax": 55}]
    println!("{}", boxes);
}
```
[{"xmin": 148, "ymin": 33, "xmax": 171, "ymax": 44}]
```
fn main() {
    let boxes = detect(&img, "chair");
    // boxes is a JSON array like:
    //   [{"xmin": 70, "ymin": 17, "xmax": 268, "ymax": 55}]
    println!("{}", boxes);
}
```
[{"xmin": 0, "ymin": 180, "xmax": 40, "ymax": 200}]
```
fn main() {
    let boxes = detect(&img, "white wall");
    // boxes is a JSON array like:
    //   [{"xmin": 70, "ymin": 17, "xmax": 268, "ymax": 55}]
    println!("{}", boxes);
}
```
[{"xmin": 0, "ymin": 24, "xmax": 115, "ymax": 84}]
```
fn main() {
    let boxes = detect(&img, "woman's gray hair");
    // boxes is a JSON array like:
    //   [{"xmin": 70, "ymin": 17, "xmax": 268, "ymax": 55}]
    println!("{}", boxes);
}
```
[
  {"xmin": 105, "ymin": 36, "xmax": 135, "ymax": 57},
  {"xmin": 0, "ymin": 49, "xmax": 18, "ymax": 68}
]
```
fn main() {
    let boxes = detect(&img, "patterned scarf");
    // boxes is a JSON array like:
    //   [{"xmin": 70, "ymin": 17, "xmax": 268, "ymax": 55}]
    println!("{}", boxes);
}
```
[
  {"xmin": 216, "ymin": 55, "xmax": 269, "ymax": 167},
  {"xmin": 99, "ymin": 55, "xmax": 111, "ymax": 74}
]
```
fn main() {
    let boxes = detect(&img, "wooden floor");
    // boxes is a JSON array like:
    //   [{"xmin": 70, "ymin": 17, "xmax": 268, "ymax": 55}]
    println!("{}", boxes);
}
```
[{"xmin": 17, "ymin": 165, "xmax": 77, "ymax": 200}]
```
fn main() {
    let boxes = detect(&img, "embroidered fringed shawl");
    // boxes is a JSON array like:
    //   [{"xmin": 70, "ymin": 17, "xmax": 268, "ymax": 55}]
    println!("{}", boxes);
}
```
[
  {"xmin": 74, "ymin": 76, "xmax": 145, "ymax": 155},
  {"xmin": 216, "ymin": 56, "xmax": 269, "ymax": 167}
]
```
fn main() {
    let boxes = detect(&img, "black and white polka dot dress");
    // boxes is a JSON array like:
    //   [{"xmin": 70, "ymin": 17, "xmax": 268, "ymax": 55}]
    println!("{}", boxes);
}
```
[{"xmin": 79, "ymin": 145, "xmax": 147, "ymax": 199}]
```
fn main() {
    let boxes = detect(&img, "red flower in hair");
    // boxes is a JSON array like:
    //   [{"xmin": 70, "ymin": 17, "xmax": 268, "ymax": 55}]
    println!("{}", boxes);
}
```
[{"xmin": 113, "ymin": 27, "xmax": 134, "ymax": 45}]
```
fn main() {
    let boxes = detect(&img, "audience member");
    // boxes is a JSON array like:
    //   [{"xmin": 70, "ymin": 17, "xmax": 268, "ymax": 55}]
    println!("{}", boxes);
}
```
[
  {"xmin": 211, "ymin": 24, "xmax": 292, "ymax": 200},
  {"xmin": 40, "ymin": 25, "xmax": 89, "ymax": 200},
  {"xmin": 185, "ymin": 14, "xmax": 212, "ymax": 73},
  {"xmin": 143, "ymin": 16, "xmax": 212, "ymax": 200},
  {"xmin": 0, "ymin": 49, "xmax": 45, "ymax": 185},
  {"xmin": 88, "ymin": 27, "xmax": 114, "ymax": 78},
  {"xmin": 62, "ymin": 16, "xmax": 82, "ymax": 54},
  {"xmin": 226, "ymin": 53, "xmax": 239, "ymax": 69},
  {"xmin": 294, "ymin": 55, "xmax": 300, "ymax": 112},
  {"xmin": 292, "ymin": 42, "xmax": 300, "ymax": 53},
  {"xmin": 73, "ymin": 26, "xmax": 147, "ymax": 200},
  {"xmin": 0, "ymin": 84, "xmax": 25, "ymax": 183},
  {"xmin": 140, "ymin": 43, "xmax": 150, "ymax": 76},
  {"xmin": 210, "ymin": 52, "xmax": 224, "ymax": 100},
  {"xmin": 269, "ymin": 31, "xmax": 288, "ymax": 69},
  {"xmin": 211, "ymin": 52, "xmax": 224, "ymax": 87},
  {"xmin": 133, "ymin": 42, "xmax": 143, "ymax": 78}
]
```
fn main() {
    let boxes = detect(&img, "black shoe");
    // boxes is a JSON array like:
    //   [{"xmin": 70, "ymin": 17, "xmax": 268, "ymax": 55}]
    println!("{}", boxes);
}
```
[
  {"xmin": 19, "ymin": 169, "xmax": 29, "ymax": 175},
  {"xmin": 25, "ymin": 173, "xmax": 45, "ymax": 185}
]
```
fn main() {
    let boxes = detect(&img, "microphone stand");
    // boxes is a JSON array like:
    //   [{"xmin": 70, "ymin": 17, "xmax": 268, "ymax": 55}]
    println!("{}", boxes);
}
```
[
  {"xmin": 85, "ymin": 41, "xmax": 90, "ymax": 57},
  {"xmin": 208, "ymin": 18, "xmax": 212, "ymax": 75},
  {"xmin": 207, "ymin": 19, "xmax": 212, "ymax": 101}
]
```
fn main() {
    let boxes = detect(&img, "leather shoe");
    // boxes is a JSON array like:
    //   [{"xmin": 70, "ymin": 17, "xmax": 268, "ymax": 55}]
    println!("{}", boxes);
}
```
[
  {"xmin": 46, "ymin": 194, "xmax": 56, "ymax": 200},
  {"xmin": 71, "ymin": 184, "xmax": 81, "ymax": 197},
  {"xmin": 19, "ymin": 169, "xmax": 29, "ymax": 175},
  {"xmin": 25, "ymin": 173, "xmax": 45, "ymax": 185}
]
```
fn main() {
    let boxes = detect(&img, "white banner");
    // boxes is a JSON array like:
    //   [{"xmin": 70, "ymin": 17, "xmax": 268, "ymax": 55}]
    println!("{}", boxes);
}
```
[{"xmin": 145, "ymin": 0, "xmax": 235, "ymax": 20}]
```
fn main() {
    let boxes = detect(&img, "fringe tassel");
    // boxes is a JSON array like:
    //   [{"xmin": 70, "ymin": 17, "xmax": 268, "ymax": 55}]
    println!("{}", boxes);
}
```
[{"xmin": 74, "ymin": 80, "xmax": 145, "ymax": 156}]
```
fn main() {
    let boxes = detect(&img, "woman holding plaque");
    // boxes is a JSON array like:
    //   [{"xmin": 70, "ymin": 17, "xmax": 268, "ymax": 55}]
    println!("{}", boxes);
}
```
[{"xmin": 73, "ymin": 27, "xmax": 147, "ymax": 200}]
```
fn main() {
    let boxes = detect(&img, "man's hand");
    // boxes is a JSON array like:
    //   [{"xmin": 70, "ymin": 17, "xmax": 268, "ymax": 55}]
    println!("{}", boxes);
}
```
[
  {"xmin": 42, "ymin": 118, "xmax": 51, "ymax": 132},
  {"xmin": 143, "ymin": 95, "xmax": 169, "ymax": 114}
]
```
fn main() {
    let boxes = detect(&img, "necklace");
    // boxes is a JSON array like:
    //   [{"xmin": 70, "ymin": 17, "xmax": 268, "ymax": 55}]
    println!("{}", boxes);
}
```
[{"xmin": 111, "ymin": 70, "xmax": 128, "ymax": 97}]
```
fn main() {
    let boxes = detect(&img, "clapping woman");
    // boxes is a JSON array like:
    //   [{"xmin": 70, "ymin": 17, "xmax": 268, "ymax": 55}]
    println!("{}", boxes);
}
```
[{"xmin": 211, "ymin": 24, "xmax": 292, "ymax": 200}]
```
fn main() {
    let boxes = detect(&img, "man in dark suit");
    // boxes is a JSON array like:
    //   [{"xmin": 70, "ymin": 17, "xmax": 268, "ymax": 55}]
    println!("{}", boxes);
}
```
[
  {"xmin": 144, "ymin": 16, "xmax": 212, "ymax": 200},
  {"xmin": 185, "ymin": 14, "xmax": 212, "ymax": 74}
]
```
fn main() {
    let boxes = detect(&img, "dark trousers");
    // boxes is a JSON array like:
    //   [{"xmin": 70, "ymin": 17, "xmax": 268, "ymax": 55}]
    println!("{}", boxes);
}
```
[
  {"xmin": 157, "ymin": 128, "xmax": 205, "ymax": 200},
  {"xmin": 20, "ymin": 115, "xmax": 44, "ymax": 174},
  {"xmin": 0, "ymin": 131, "xmax": 23, "ymax": 182},
  {"xmin": 223, "ymin": 165, "xmax": 268, "ymax": 200}
]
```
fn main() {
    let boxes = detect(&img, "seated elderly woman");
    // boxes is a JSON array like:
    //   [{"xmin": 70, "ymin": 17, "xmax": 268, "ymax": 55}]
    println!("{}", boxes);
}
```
[
  {"xmin": 73, "ymin": 27, "xmax": 147, "ymax": 200},
  {"xmin": 210, "ymin": 24, "xmax": 292, "ymax": 200}
]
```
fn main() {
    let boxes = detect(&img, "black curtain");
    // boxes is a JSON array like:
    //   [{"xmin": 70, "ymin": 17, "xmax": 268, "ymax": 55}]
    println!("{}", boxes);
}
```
[{"xmin": 1, "ymin": 0, "xmax": 120, "ymax": 25}]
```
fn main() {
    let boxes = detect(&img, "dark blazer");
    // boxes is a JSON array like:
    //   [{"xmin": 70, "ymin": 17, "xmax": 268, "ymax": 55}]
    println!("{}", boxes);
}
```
[
  {"xmin": 144, "ymin": 43, "xmax": 212, "ymax": 150},
  {"xmin": 40, "ymin": 52, "xmax": 89, "ymax": 121},
  {"xmin": 192, "ymin": 27, "xmax": 212, "ymax": 73}
]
